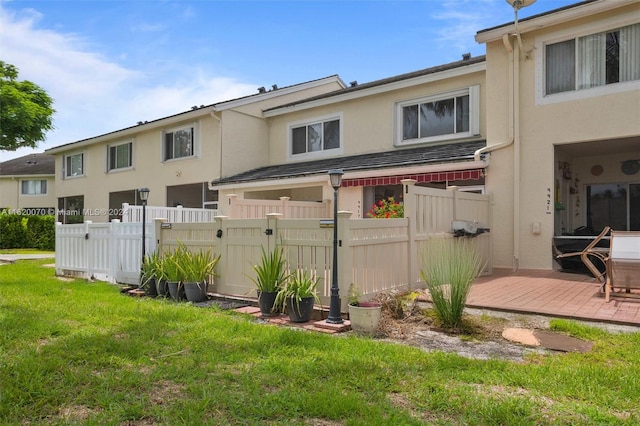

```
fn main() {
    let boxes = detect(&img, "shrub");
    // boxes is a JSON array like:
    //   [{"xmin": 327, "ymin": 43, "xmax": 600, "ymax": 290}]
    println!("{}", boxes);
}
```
[
  {"xmin": 367, "ymin": 197, "xmax": 404, "ymax": 218},
  {"xmin": 0, "ymin": 210, "xmax": 55, "ymax": 250},
  {"xmin": 26, "ymin": 215, "xmax": 55, "ymax": 250},
  {"xmin": 0, "ymin": 212, "xmax": 28, "ymax": 249},
  {"xmin": 420, "ymin": 238, "xmax": 484, "ymax": 329}
]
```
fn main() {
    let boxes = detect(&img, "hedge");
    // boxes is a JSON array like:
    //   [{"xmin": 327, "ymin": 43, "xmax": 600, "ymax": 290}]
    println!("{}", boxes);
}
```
[{"xmin": 0, "ymin": 211, "xmax": 55, "ymax": 250}]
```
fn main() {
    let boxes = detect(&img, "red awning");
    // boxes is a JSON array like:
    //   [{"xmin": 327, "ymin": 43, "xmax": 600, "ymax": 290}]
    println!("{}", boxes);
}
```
[{"xmin": 342, "ymin": 169, "xmax": 483, "ymax": 187}]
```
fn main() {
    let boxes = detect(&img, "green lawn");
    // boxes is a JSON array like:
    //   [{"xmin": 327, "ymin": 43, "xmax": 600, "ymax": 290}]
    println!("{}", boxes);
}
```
[{"xmin": 1, "ymin": 260, "xmax": 639, "ymax": 425}]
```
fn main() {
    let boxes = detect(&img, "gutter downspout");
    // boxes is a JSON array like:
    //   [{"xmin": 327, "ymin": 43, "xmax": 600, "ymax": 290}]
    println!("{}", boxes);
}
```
[
  {"xmin": 209, "ymin": 110, "xmax": 222, "ymax": 188},
  {"xmin": 473, "ymin": 32, "xmax": 521, "ymax": 272}
]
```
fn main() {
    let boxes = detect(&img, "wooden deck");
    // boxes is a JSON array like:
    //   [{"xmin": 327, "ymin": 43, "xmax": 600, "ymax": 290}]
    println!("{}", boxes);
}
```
[{"xmin": 468, "ymin": 269, "xmax": 640, "ymax": 327}]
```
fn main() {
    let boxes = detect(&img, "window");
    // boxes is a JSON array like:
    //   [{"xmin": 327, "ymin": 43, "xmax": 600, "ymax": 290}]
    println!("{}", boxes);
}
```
[
  {"xmin": 64, "ymin": 153, "xmax": 84, "ymax": 178},
  {"xmin": 57, "ymin": 195, "xmax": 84, "ymax": 224},
  {"xmin": 396, "ymin": 86, "xmax": 479, "ymax": 146},
  {"xmin": 586, "ymin": 183, "xmax": 640, "ymax": 232},
  {"xmin": 21, "ymin": 180, "xmax": 47, "ymax": 195},
  {"xmin": 290, "ymin": 115, "xmax": 341, "ymax": 157},
  {"xmin": 107, "ymin": 142, "xmax": 132, "ymax": 171},
  {"xmin": 545, "ymin": 23, "xmax": 640, "ymax": 95},
  {"xmin": 163, "ymin": 125, "xmax": 195, "ymax": 161}
]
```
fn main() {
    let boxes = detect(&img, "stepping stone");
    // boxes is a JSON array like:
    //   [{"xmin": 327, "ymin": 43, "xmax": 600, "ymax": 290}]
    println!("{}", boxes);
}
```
[{"xmin": 502, "ymin": 328, "xmax": 592, "ymax": 353}]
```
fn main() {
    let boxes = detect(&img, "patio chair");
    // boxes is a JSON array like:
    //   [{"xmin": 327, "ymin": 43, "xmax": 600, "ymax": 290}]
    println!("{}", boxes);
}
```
[
  {"xmin": 555, "ymin": 226, "xmax": 610, "ymax": 286},
  {"xmin": 605, "ymin": 231, "xmax": 640, "ymax": 303}
]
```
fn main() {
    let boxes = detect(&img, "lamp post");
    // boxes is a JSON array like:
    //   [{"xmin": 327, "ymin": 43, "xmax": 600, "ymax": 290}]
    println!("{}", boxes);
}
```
[
  {"xmin": 138, "ymin": 187, "xmax": 150, "ymax": 282},
  {"xmin": 326, "ymin": 169, "xmax": 344, "ymax": 324}
]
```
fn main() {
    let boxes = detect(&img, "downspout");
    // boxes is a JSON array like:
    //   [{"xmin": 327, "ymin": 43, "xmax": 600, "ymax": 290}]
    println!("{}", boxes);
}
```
[
  {"xmin": 473, "ymin": 32, "xmax": 521, "ymax": 272},
  {"xmin": 209, "ymin": 110, "xmax": 222, "ymax": 185}
]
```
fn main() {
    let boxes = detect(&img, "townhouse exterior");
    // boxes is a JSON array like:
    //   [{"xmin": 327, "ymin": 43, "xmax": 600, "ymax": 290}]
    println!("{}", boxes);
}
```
[
  {"xmin": 44, "ymin": 0, "xmax": 639, "ymax": 273},
  {"xmin": 476, "ymin": 0, "xmax": 640, "ymax": 270},
  {"xmin": 45, "ymin": 77, "xmax": 345, "ymax": 223},
  {"xmin": 0, "ymin": 153, "xmax": 56, "ymax": 214}
]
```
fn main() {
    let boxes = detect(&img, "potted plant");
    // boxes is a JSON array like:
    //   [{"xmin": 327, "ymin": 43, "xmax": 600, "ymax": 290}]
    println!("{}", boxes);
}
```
[
  {"xmin": 163, "ymin": 245, "xmax": 187, "ymax": 301},
  {"xmin": 347, "ymin": 283, "xmax": 382, "ymax": 334},
  {"xmin": 140, "ymin": 251, "xmax": 159, "ymax": 297},
  {"xmin": 249, "ymin": 246, "xmax": 289, "ymax": 317},
  {"xmin": 275, "ymin": 269, "xmax": 320, "ymax": 323},
  {"xmin": 178, "ymin": 248, "xmax": 221, "ymax": 303}
]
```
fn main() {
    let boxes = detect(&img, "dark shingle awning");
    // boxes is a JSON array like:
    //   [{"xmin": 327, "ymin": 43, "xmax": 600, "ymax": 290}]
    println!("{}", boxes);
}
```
[{"xmin": 211, "ymin": 140, "xmax": 486, "ymax": 187}]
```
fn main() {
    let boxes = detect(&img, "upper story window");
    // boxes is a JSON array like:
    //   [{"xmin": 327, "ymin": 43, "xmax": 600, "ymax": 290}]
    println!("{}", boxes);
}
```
[
  {"xmin": 64, "ymin": 153, "xmax": 84, "ymax": 178},
  {"xmin": 546, "ymin": 23, "xmax": 640, "ymax": 95},
  {"xmin": 163, "ymin": 124, "xmax": 196, "ymax": 161},
  {"xmin": 396, "ymin": 86, "xmax": 480, "ymax": 146},
  {"xmin": 289, "ymin": 114, "xmax": 342, "ymax": 158},
  {"xmin": 21, "ymin": 179, "xmax": 47, "ymax": 195},
  {"xmin": 107, "ymin": 141, "xmax": 132, "ymax": 171}
]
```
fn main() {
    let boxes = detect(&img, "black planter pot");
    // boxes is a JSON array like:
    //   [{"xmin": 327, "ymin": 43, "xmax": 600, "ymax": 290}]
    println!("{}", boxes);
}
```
[
  {"xmin": 286, "ymin": 296, "xmax": 315, "ymax": 323},
  {"xmin": 257, "ymin": 291, "xmax": 279, "ymax": 317},
  {"xmin": 184, "ymin": 281, "xmax": 208, "ymax": 302},
  {"xmin": 143, "ymin": 278, "xmax": 158, "ymax": 297},
  {"xmin": 156, "ymin": 279, "xmax": 170, "ymax": 297},
  {"xmin": 167, "ymin": 281, "xmax": 186, "ymax": 301}
]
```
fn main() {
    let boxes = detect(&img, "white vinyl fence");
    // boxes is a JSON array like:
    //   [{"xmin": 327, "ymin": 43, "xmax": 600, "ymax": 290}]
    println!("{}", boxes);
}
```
[
  {"xmin": 55, "ymin": 220, "xmax": 155, "ymax": 284},
  {"xmin": 121, "ymin": 203, "xmax": 219, "ymax": 223}
]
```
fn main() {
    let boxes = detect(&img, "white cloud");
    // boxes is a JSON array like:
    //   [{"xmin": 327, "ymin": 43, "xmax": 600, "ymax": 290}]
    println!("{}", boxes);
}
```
[{"xmin": 0, "ymin": 5, "xmax": 256, "ymax": 162}]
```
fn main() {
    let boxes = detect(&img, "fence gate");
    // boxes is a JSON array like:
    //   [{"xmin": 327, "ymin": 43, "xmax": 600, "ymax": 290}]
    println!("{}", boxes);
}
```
[{"xmin": 55, "ymin": 221, "xmax": 154, "ymax": 284}]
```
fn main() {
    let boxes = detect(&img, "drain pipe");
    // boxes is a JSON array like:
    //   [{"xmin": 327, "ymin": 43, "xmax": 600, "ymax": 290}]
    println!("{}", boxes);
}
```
[{"xmin": 474, "ymin": 32, "xmax": 521, "ymax": 272}]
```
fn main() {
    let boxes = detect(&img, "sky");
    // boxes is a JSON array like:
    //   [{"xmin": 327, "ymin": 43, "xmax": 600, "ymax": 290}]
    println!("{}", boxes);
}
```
[{"xmin": 0, "ymin": 0, "xmax": 579, "ymax": 163}]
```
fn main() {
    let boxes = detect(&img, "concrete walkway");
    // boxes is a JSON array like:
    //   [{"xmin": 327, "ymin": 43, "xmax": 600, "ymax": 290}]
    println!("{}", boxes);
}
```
[{"xmin": 0, "ymin": 253, "xmax": 55, "ymax": 263}]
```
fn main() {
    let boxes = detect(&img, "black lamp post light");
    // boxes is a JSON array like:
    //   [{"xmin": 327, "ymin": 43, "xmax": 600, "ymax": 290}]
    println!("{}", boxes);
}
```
[
  {"xmin": 326, "ymin": 169, "xmax": 344, "ymax": 324},
  {"xmin": 138, "ymin": 187, "xmax": 150, "ymax": 268}
]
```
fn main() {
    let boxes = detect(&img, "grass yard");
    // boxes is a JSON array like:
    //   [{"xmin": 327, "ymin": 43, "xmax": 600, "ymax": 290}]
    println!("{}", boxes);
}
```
[{"xmin": 1, "ymin": 260, "xmax": 640, "ymax": 425}]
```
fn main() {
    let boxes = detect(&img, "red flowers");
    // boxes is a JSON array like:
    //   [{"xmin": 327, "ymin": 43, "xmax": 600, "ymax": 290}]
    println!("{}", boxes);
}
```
[{"xmin": 367, "ymin": 196, "xmax": 404, "ymax": 218}]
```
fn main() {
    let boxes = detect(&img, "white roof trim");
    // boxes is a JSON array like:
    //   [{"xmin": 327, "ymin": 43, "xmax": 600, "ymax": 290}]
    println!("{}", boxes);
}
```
[
  {"xmin": 209, "ymin": 160, "xmax": 488, "ymax": 191},
  {"xmin": 45, "ymin": 108, "xmax": 214, "ymax": 154},
  {"xmin": 475, "ymin": 0, "xmax": 638, "ymax": 44},
  {"xmin": 46, "ymin": 76, "xmax": 347, "ymax": 155},
  {"xmin": 264, "ymin": 62, "xmax": 486, "ymax": 117},
  {"xmin": 213, "ymin": 76, "xmax": 346, "ymax": 111}
]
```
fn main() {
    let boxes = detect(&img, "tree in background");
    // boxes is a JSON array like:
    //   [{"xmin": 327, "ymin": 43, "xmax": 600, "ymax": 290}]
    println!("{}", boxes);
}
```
[{"xmin": 0, "ymin": 61, "xmax": 55, "ymax": 151}]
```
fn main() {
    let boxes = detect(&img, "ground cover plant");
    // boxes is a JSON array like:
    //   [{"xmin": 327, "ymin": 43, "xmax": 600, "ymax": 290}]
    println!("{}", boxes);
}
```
[{"xmin": 2, "ymin": 259, "xmax": 640, "ymax": 425}]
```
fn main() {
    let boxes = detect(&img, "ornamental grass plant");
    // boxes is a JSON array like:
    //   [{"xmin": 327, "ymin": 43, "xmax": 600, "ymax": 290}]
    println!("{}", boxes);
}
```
[
  {"xmin": 249, "ymin": 245, "xmax": 289, "ymax": 293},
  {"xmin": 420, "ymin": 238, "xmax": 484, "ymax": 329}
]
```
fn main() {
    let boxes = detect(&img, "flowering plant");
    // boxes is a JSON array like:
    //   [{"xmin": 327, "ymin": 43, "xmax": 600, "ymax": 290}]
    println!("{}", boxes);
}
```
[{"xmin": 367, "ymin": 196, "xmax": 404, "ymax": 218}]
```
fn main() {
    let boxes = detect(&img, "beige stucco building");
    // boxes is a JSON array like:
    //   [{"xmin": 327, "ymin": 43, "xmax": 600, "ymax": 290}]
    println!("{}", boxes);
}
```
[
  {"xmin": 476, "ymin": 0, "xmax": 640, "ymax": 270},
  {"xmin": 44, "ymin": 0, "xmax": 640, "ymax": 272},
  {"xmin": 0, "ymin": 153, "xmax": 56, "ymax": 214},
  {"xmin": 45, "ymin": 77, "xmax": 345, "ymax": 223}
]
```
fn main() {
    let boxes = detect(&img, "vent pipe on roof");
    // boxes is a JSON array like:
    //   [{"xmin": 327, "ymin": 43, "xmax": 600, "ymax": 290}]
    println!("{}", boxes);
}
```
[
  {"xmin": 272, "ymin": 84, "xmax": 278, "ymax": 91},
  {"xmin": 257, "ymin": 87, "xmax": 266, "ymax": 93},
  {"xmin": 462, "ymin": 53, "xmax": 471, "ymax": 60},
  {"xmin": 350, "ymin": 81, "xmax": 358, "ymax": 87}
]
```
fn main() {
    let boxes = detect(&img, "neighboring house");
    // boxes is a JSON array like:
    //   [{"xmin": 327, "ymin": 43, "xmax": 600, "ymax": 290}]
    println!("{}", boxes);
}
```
[
  {"xmin": 211, "ymin": 55, "xmax": 488, "ymax": 218},
  {"xmin": 0, "ymin": 153, "xmax": 56, "ymax": 214},
  {"xmin": 45, "ymin": 77, "xmax": 345, "ymax": 223},
  {"xmin": 475, "ymin": 0, "xmax": 640, "ymax": 270}
]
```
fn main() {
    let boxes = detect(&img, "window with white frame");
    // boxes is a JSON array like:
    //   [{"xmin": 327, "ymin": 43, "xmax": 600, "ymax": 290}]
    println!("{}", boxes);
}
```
[
  {"xmin": 396, "ymin": 86, "xmax": 480, "ymax": 146},
  {"xmin": 64, "ymin": 153, "xmax": 84, "ymax": 178},
  {"xmin": 545, "ymin": 22, "xmax": 640, "ymax": 96},
  {"xmin": 21, "ymin": 179, "xmax": 47, "ymax": 195},
  {"xmin": 290, "ymin": 115, "xmax": 341, "ymax": 157},
  {"xmin": 107, "ymin": 141, "xmax": 132, "ymax": 171},
  {"xmin": 163, "ymin": 125, "xmax": 195, "ymax": 161}
]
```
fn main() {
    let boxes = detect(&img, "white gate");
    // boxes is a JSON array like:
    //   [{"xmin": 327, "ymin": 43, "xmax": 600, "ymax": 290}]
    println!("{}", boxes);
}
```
[{"xmin": 55, "ymin": 221, "xmax": 155, "ymax": 284}]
